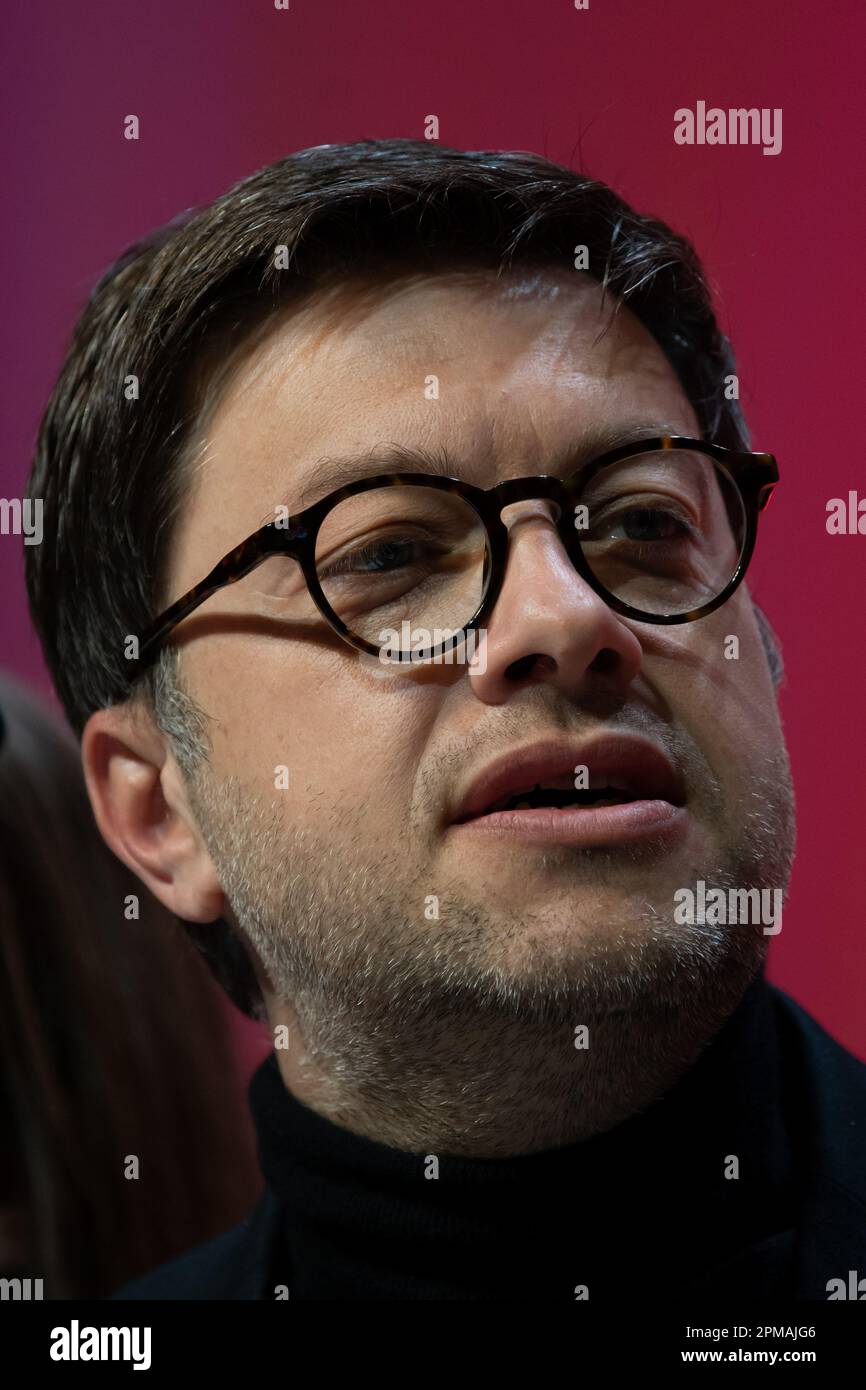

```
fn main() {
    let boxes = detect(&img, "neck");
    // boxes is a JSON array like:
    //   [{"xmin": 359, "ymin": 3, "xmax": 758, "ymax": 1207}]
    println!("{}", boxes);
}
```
[{"xmin": 249, "ymin": 973, "xmax": 794, "ymax": 1299}]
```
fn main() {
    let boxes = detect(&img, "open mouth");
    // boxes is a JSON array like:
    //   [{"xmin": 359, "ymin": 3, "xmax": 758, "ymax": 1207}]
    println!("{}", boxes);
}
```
[
  {"xmin": 449, "ymin": 736, "xmax": 687, "ymax": 830},
  {"xmin": 483, "ymin": 778, "xmax": 638, "ymax": 815}
]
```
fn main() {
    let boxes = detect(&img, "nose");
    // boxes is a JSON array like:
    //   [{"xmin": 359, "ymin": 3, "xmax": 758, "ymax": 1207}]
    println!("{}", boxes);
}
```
[{"xmin": 468, "ymin": 497, "xmax": 643, "ymax": 703}]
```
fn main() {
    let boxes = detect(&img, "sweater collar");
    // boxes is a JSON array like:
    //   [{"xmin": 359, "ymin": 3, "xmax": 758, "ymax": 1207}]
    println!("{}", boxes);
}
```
[{"xmin": 248, "ymin": 973, "xmax": 796, "ymax": 1298}]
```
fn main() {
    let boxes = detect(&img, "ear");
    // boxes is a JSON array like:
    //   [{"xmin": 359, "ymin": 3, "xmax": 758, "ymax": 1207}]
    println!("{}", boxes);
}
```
[
  {"xmin": 81, "ymin": 700, "xmax": 225, "ymax": 923},
  {"xmin": 753, "ymin": 601, "xmax": 785, "ymax": 691}
]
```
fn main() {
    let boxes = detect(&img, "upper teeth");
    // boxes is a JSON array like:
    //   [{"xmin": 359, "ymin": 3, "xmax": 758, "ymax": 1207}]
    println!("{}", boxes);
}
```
[
  {"xmin": 487, "ymin": 778, "xmax": 633, "ymax": 814},
  {"xmin": 524, "ymin": 776, "xmax": 630, "ymax": 795}
]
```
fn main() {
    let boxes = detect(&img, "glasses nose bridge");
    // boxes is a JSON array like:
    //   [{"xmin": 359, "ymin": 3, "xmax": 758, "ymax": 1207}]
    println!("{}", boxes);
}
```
[{"xmin": 489, "ymin": 474, "xmax": 570, "ymax": 530}]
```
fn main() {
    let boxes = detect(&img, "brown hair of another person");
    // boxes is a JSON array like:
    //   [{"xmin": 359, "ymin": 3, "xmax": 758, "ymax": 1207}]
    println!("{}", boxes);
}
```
[{"xmin": 0, "ymin": 671, "xmax": 262, "ymax": 1298}]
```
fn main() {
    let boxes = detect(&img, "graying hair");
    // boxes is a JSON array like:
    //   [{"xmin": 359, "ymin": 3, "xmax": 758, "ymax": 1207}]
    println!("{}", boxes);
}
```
[{"xmin": 144, "ymin": 646, "xmax": 212, "ymax": 777}]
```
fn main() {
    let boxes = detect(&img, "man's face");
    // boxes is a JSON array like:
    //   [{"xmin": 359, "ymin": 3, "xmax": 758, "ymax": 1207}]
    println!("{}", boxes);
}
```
[{"xmin": 159, "ymin": 266, "xmax": 794, "ymax": 1070}]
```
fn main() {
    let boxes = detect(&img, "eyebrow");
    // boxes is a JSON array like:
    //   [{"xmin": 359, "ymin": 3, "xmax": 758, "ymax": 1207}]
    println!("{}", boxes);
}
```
[{"xmin": 259, "ymin": 419, "xmax": 693, "ymax": 526}]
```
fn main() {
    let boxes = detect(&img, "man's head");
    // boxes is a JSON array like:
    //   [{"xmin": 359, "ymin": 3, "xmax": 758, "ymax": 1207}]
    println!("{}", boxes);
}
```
[{"xmin": 26, "ymin": 140, "xmax": 794, "ymax": 1152}]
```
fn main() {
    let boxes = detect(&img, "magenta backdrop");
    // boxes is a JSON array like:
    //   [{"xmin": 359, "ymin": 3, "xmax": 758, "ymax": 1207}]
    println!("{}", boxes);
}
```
[{"xmin": 2, "ymin": 0, "xmax": 864, "ymax": 1068}]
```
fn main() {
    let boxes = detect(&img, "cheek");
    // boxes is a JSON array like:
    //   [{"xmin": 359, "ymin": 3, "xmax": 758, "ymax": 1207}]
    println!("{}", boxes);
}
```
[
  {"xmin": 198, "ymin": 639, "xmax": 437, "ymax": 824},
  {"xmin": 650, "ymin": 596, "xmax": 783, "ymax": 778}
]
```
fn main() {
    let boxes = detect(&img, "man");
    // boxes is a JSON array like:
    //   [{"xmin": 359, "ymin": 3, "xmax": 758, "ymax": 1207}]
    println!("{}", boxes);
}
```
[{"xmin": 26, "ymin": 139, "xmax": 866, "ymax": 1300}]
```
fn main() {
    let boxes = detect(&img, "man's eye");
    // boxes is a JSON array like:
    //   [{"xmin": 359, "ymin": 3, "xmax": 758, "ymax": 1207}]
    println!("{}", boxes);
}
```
[
  {"xmin": 615, "ymin": 507, "xmax": 692, "ymax": 542},
  {"xmin": 320, "ymin": 536, "xmax": 434, "ymax": 578},
  {"xmin": 347, "ymin": 539, "xmax": 416, "ymax": 573}
]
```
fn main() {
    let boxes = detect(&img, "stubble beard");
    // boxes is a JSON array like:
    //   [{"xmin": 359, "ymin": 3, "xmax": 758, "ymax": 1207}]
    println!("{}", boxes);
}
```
[{"xmin": 185, "ymin": 744, "xmax": 796, "ymax": 1157}]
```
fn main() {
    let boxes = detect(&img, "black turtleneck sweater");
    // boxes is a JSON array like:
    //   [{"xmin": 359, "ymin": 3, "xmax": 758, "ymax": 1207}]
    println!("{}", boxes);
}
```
[{"xmin": 247, "ymin": 975, "xmax": 802, "ymax": 1300}]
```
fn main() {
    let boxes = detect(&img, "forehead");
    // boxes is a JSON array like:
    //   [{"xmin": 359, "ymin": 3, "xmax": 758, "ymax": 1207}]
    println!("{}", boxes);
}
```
[{"xmin": 170, "ymin": 267, "xmax": 699, "ymax": 582}]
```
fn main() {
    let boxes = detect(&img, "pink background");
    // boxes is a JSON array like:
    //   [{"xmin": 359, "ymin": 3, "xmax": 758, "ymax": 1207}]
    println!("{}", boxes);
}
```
[{"xmin": 3, "ymin": 0, "xmax": 864, "ymax": 1065}]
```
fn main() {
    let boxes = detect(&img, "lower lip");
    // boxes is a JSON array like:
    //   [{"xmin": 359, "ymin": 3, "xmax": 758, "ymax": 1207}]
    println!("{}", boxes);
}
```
[{"xmin": 450, "ymin": 800, "xmax": 688, "ymax": 847}]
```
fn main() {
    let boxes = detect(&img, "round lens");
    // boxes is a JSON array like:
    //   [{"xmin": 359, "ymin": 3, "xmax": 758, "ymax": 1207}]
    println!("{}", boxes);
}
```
[
  {"xmin": 575, "ymin": 449, "xmax": 747, "ymax": 617},
  {"xmin": 314, "ymin": 485, "xmax": 490, "ymax": 658}
]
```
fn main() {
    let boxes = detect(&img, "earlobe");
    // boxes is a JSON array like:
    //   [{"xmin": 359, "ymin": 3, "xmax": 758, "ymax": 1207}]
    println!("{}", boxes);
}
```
[{"xmin": 81, "ymin": 702, "xmax": 226, "ymax": 924}]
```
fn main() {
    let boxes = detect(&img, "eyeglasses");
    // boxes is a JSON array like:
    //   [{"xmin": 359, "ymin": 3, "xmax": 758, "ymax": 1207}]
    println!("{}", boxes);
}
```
[{"xmin": 124, "ymin": 435, "xmax": 778, "ymax": 682}]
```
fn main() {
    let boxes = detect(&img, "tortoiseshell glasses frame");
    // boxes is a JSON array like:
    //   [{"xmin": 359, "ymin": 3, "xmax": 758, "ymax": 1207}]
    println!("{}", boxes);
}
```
[{"xmin": 123, "ymin": 434, "xmax": 779, "ymax": 682}]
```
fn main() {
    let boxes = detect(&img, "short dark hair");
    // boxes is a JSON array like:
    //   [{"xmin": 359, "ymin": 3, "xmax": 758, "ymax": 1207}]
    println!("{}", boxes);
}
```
[{"xmin": 25, "ymin": 137, "xmax": 758, "ymax": 1017}]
